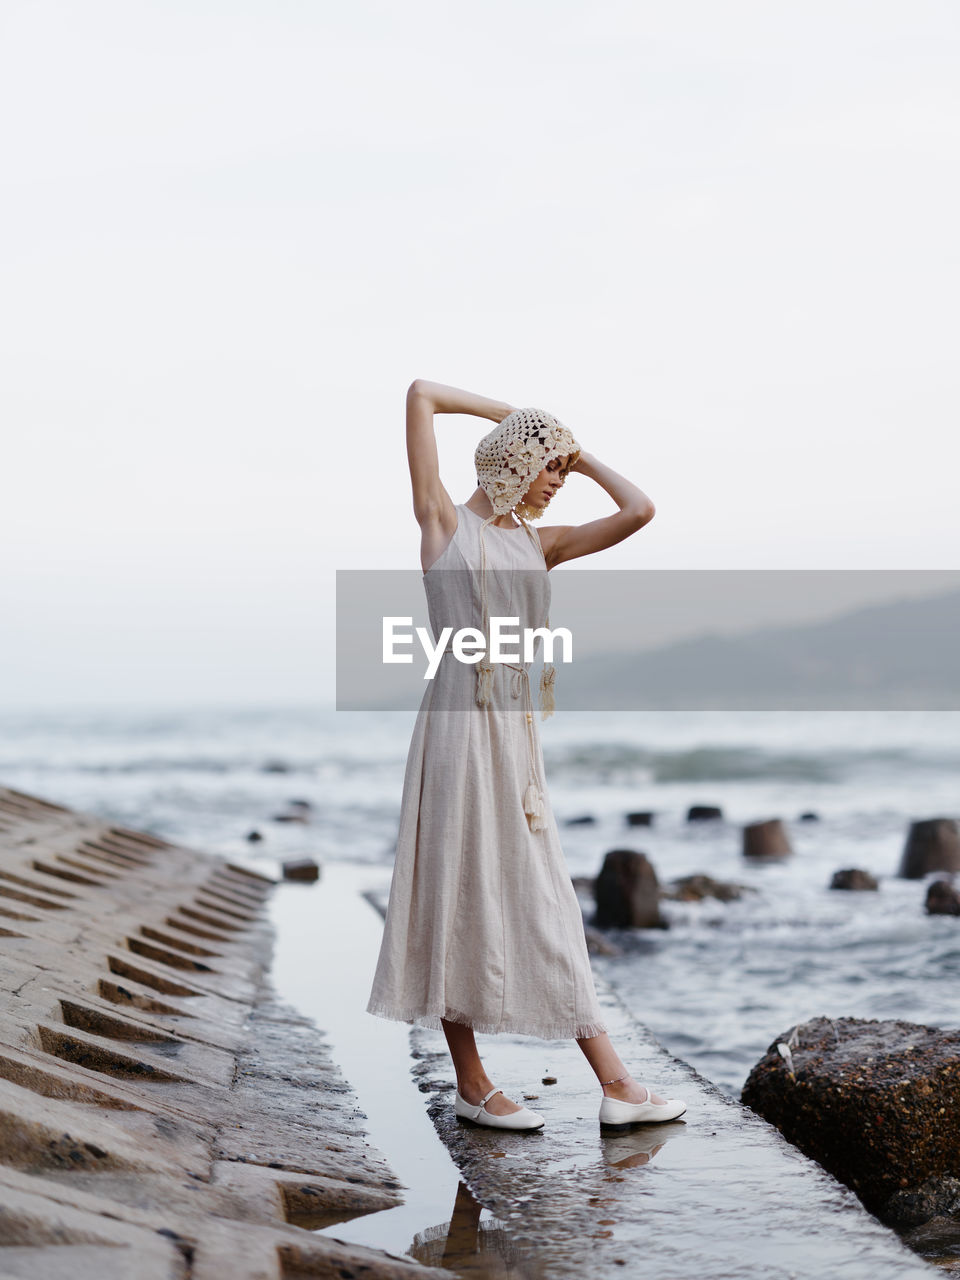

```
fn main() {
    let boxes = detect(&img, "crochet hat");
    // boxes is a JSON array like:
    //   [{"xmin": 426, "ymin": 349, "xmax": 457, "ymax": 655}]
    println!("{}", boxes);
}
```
[{"xmin": 474, "ymin": 408, "xmax": 581, "ymax": 520}]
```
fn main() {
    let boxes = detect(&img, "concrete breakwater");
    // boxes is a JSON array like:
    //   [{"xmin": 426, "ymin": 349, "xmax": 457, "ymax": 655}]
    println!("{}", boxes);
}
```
[
  {"xmin": 0, "ymin": 785, "xmax": 434, "ymax": 1280},
  {"xmin": 358, "ymin": 883, "xmax": 943, "ymax": 1278},
  {"xmin": 408, "ymin": 985, "xmax": 943, "ymax": 1279}
]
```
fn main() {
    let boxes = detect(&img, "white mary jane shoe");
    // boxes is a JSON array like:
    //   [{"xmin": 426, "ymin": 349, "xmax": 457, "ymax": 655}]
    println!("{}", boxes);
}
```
[
  {"xmin": 454, "ymin": 1086, "xmax": 545, "ymax": 1131},
  {"xmin": 599, "ymin": 1083, "xmax": 687, "ymax": 1130}
]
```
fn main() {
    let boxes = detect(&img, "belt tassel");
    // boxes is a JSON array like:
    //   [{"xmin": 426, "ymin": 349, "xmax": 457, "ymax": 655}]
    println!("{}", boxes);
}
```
[
  {"xmin": 539, "ymin": 661, "xmax": 557, "ymax": 719},
  {"xmin": 476, "ymin": 660, "xmax": 494, "ymax": 706},
  {"xmin": 523, "ymin": 779, "xmax": 546, "ymax": 831}
]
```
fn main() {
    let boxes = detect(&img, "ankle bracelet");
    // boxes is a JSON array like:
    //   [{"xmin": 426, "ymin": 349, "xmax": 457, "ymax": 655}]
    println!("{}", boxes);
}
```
[{"xmin": 600, "ymin": 1073, "xmax": 630, "ymax": 1086}]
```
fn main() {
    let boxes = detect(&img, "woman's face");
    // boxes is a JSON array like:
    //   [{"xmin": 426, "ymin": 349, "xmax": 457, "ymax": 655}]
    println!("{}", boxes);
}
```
[{"xmin": 523, "ymin": 454, "xmax": 571, "ymax": 510}]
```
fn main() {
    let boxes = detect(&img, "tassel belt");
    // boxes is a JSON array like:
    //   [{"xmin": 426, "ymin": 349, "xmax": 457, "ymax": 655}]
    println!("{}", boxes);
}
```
[
  {"xmin": 503, "ymin": 661, "xmax": 548, "ymax": 834},
  {"xmin": 434, "ymin": 638, "xmax": 548, "ymax": 835}
]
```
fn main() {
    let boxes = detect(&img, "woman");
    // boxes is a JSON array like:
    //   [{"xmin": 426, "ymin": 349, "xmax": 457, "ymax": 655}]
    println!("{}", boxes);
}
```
[{"xmin": 366, "ymin": 378, "xmax": 687, "ymax": 1133}]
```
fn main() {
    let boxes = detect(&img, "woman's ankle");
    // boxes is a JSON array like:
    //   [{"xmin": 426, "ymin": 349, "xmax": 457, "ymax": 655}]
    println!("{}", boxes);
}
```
[
  {"xmin": 457, "ymin": 1075, "xmax": 494, "ymax": 1103},
  {"xmin": 602, "ymin": 1074, "xmax": 631, "ymax": 1095}
]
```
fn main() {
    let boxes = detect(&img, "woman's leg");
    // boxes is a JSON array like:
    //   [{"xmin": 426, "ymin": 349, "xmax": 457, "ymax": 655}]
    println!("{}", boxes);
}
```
[
  {"xmin": 440, "ymin": 1017, "xmax": 522, "ymax": 1115},
  {"xmin": 576, "ymin": 1031, "xmax": 667, "ymax": 1104}
]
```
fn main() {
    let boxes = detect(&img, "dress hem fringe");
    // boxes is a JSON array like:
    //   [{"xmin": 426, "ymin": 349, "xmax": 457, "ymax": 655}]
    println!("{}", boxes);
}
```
[{"xmin": 365, "ymin": 999, "xmax": 609, "ymax": 1041}]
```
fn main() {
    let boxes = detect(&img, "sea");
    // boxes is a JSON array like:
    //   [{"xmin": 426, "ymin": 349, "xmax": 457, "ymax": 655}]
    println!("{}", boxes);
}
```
[{"xmin": 2, "ymin": 703, "xmax": 959, "ymax": 1099}]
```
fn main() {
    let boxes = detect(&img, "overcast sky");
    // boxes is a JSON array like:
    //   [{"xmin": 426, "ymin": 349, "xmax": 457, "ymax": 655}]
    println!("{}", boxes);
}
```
[{"xmin": 1, "ymin": 0, "xmax": 957, "ymax": 709}]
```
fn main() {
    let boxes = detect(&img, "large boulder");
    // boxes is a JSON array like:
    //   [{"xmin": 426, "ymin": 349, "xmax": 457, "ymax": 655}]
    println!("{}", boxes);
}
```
[
  {"xmin": 741, "ymin": 1016, "xmax": 960, "ymax": 1224},
  {"xmin": 899, "ymin": 818, "xmax": 960, "ymax": 879},
  {"xmin": 592, "ymin": 849, "xmax": 668, "ymax": 930}
]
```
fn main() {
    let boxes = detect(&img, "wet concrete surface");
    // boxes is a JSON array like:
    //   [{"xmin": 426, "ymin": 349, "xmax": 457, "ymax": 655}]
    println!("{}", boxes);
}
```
[
  {"xmin": 346, "ymin": 869, "xmax": 947, "ymax": 1277},
  {"xmin": 409, "ymin": 982, "xmax": 942, "ymax": 1279}
]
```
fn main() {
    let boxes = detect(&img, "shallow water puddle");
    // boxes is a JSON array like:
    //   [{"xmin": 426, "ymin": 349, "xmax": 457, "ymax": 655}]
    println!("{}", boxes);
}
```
[{"xmin": 268, "ymin": 861, "xmax": 528, "ymax": 1272}]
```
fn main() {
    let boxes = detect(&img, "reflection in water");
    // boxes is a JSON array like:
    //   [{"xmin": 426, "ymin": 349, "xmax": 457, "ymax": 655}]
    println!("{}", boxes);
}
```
[
  {"xmin": 409, "ymin": 1180, "xmax": 524, "ymax": 1275},
  {"xmin": 408, "ymin": 1125, "xmax": 683, "ymax": 1274},
  {"xmin": 601, "ymin": 1120, "xmax": 686, "ymax": 1170}
]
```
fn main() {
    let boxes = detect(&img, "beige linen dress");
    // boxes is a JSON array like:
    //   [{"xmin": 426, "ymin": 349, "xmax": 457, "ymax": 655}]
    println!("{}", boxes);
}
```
[{"xmin": 365, "ymin": 502, "xmax": 608, "ymax": 1040}]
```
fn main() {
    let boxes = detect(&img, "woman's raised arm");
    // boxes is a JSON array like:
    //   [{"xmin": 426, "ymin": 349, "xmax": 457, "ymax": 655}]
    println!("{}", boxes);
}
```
[
  {"xmin": 405, "ymin": 379, "xmax": 515, "ymax": 525},
  {"xmin": 539, "ymin": 451, "xmax": 656, "ymax": 569}
]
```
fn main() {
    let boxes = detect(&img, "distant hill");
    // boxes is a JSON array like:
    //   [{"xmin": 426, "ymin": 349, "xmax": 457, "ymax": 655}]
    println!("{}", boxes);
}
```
[{"xmin": 558, "ymin": 585, "xmax": 960, "ymax": 709}]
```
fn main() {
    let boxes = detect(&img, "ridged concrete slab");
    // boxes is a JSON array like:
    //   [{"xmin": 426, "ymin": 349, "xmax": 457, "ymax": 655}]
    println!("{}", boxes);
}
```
[{"xmin": 0, "ymin": 785, "xmax": 435, "ymax": 1280}]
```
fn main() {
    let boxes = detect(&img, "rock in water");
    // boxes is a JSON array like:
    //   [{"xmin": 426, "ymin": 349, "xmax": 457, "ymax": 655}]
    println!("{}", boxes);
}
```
[
  {"xmin": 830, "ymin": 868, "xmax": 879, "ymax": 891},
  {"xmin": 686, "ymin": 804, "xmax": 723, "ymax": 822},
  {"xmin": 282, "ymin": 858, "xmax": 321, "ymax": 882},
  {"xmin": 593, "ymin": 848, "xmax": 668, "ymax": 930},
  {"xmin": 741, "ymin": 1016, "xmax": 960, "ymax": 1225},
  {"xmin": 742, "ymin": 818, "xmax": 792, "ymax": 860},
  {"xmin": 583, "ymin": 924, "xmax": 622, "ymax": 955},
  {"xmin": 899, "ymin": 817, "xmax": 960, "ymax": 879},
  {"xmin": 926, "ymin": 878, "xmax": 960, "ymax": 916},
  {"xmin": 625, "ymin": 811, "xmax": 655, "ymax": 826},
  {"xmin": 662, "ymin": 873, "xmax": 752, "ymax": 902}
]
